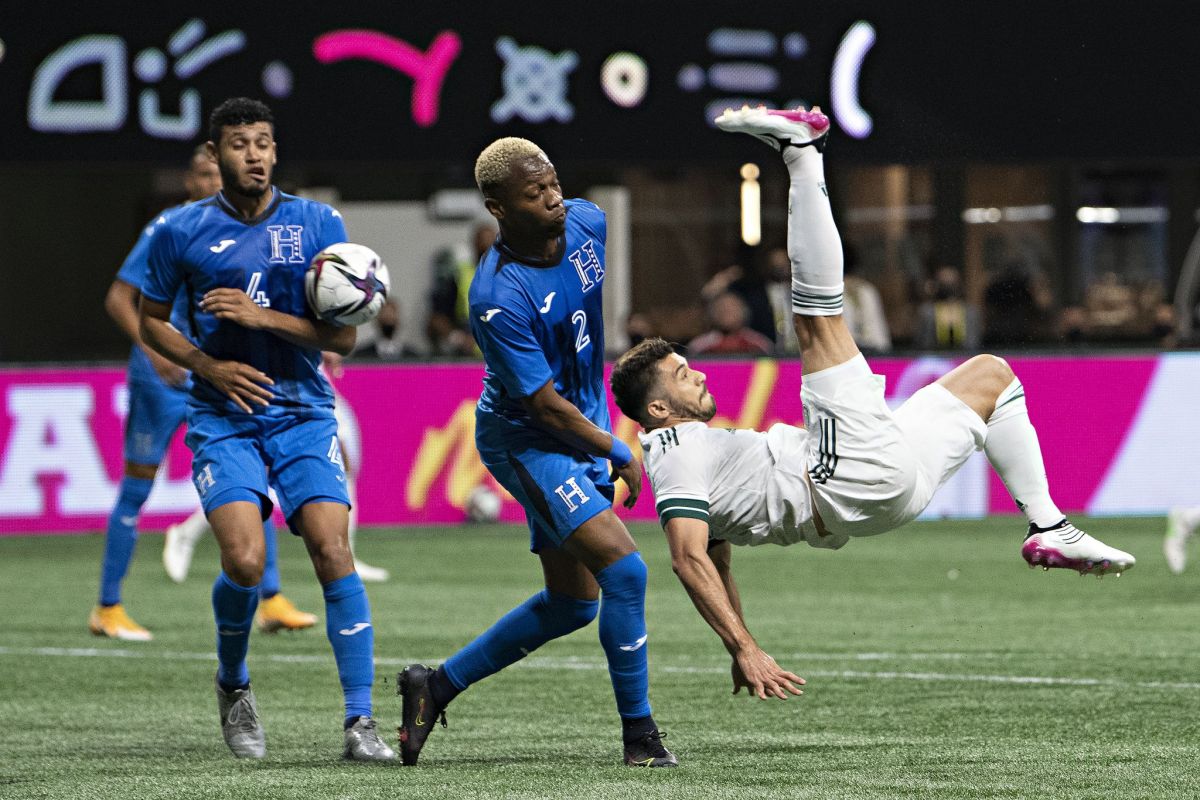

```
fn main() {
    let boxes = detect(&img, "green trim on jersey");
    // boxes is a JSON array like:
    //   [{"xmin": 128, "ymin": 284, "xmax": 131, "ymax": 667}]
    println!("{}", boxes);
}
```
[{"xmin": 656, "ymin": 497, "xmax": 710, "ymax": 526}]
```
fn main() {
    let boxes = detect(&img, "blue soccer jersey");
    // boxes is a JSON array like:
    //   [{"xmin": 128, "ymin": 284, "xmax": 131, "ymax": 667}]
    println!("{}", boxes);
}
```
[
  {"xmin": 142, "ymin": 188, "xmax": 347, "ymax": 413},
  {"xmin": 115, "ymin": 205, "xmax": 197, "ymax": 386},
  {"xmin": 470, "ymin": 198, "xmax": 611, "ymax": 441}
]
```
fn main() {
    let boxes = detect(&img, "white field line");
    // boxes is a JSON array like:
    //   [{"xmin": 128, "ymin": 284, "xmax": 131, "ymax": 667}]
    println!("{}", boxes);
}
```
[{"xmin": 2, "ymin": 646, "xmax": 1198, "ymax": 691}]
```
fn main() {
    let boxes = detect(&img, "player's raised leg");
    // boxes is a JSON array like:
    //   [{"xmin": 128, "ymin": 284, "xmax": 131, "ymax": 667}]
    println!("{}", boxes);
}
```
[
  {"xmin": 163, "ymin": 507, "xmax": 208, "ymax": 584},
  {"xmin": 400, "ymin": 510, "xmax": 672, "ymax": 767},
  {"xmin": 1165, "ymin": 506, "xmax": 1199, "ymax": 574}
]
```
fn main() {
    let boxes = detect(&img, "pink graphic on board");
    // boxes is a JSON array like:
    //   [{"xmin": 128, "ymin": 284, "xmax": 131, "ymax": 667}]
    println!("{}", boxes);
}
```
[
  {"xmin": 0, "ymin": 355, "xmax": 1195, "ymax": 536},
  {"xmin": 313, "ymin": 30, "xmax": 462, "ymax": 127}
]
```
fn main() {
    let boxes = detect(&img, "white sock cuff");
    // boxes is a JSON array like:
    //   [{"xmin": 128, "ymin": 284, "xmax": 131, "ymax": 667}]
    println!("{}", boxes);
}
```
[
  {"xmin": 792, "ymin": 278, "xmax": 844, "ymax": 316},
  {"xmin": 988, "ymin": 377, "xmax": 1027, "ymax": 427}
]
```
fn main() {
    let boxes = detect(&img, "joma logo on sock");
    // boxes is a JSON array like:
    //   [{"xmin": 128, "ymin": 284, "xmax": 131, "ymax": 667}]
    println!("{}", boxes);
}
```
[{"xmin": 338, "ymin": 622, "xmax": 372, "ymax": 636}]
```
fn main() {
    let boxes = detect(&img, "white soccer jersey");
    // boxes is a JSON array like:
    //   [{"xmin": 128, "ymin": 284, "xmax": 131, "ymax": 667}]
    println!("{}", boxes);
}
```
[{"xmin": 639, "ymin": 421, "xmax": 823, "ymax": 547}]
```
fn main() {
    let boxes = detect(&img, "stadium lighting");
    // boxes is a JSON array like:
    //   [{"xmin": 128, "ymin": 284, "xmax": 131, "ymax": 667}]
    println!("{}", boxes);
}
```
[{"xmin": 740, "ymin": 162, "xmax": 761, "ymax": 246}]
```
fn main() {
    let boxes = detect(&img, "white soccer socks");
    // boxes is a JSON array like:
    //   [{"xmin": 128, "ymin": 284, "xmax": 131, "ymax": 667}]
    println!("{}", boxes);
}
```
[
  {"xmin": 983, "ymin": 377, "xmax": 1064, "ymax": 529},
  {"xmin": 785, "ymin": 146, "xmax": 845, "ymax": 317}
]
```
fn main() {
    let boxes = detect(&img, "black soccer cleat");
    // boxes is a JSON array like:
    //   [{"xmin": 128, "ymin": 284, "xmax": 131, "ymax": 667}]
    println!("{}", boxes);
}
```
[
  {"xmin": 397, "ymin": 664, "xmax": 446, "ymax": 766},
  {"xmin": 623, "ymin": 728, "xmax": 678, "ymax": 768}
]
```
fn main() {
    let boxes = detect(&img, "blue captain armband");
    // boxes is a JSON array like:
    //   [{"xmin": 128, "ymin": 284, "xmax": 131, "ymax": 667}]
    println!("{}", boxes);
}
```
[{"xmin": 608, "ymin": 436, "xmax": 633, "ymax": 468}]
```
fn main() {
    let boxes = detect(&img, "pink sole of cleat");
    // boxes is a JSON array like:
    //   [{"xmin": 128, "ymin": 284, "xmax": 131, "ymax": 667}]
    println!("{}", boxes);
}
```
[
  {"xmin": 765, "ymin": 108, "xmax": 830, "ymax": 132},
  {"xmin": 1021, "ymin": 539, "xmax": 1111, "ymax": 575}
]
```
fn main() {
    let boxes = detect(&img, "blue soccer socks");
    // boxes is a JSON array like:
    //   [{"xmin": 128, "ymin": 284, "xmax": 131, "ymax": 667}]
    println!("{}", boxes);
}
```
[
  {"xmin": 442, "ymin": 589, "xmax": 599, "ymax": 692},
  {"xmin": 258, "ymin": 517, "xmax": 281, "ymax": 600},
  {"xmin": 323, "ymin": 572, "xmax": 375, "ymax": 722},
  {"xmin": 212, "ymin": 571, "xmax": 258, "ymax": 690},
  {"xmin": 595, "ymin": 552, "xmax": 652, "ymax": 719},
  {"xmin": 99, "ymin": 476, "xmax": 154, "ymax": 606}
]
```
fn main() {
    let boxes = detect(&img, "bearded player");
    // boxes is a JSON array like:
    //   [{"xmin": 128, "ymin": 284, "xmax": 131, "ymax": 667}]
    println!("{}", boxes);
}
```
[
  {"xmin": 94, "ymin": 145, "xmax": 315, "ymax": 641},
  {"xmin": 609, "ymin": 106, "xmax": 1135, "ymax": 700},
  {"xmin": 139, "ymin": 98, "xmax": 393, "ymax": 761}
]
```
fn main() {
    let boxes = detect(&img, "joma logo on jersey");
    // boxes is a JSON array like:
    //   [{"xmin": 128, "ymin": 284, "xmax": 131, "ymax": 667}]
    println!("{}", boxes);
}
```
[
  {"xmin": 268, "ymin": 224, "xmax": 305, "ymax": 264},
  {"xmin": 554, "ymin": 477, "xmax": 590, "ymax": 512},
  {"xmin": 568, "ymin": 240, "xmax": 603, "ymax": 292}
]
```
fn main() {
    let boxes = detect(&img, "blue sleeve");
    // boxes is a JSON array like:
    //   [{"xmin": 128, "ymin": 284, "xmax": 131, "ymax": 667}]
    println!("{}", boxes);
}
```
[
  {"xmin": 472, "ymin": 297, "xmax": 554, "ymax": 399},
  {"xmin": 114, "ymin": 217, "xmax": 165, "ymax": 289},
  {"xmin": 569, "ymin": 199, "xmax": 607, "ymax": 244},
  {"xmin": 320, "ymin": 206, "xmax": 349, "ymax": 249},
  {"xmin": 141, "ymin": 220, "xmax": 183, "ymax": 304}
]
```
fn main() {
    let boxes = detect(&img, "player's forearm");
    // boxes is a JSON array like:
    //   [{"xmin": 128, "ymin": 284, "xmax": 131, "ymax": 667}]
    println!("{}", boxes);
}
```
[
  {"xmin": 105, "ymin": 282, "xmax": 144, "ymax": 345},
  {"xmin": 257, "ymin": 309, "xmax": 356, "ymax": 355},
  {"xmin": 673, "ymin": 551, "xmax": 757, "ymax": 655},
  {"xmin": 708, "ymin": 542, "xmax": 747, "ymax": 621},
  {"xmin": 139, "ymin": 314, "xmax": 213, "ymax": 375},
  {"xmin": 523, "ymin": 385, "xmax": 619, "ymax": 458}
]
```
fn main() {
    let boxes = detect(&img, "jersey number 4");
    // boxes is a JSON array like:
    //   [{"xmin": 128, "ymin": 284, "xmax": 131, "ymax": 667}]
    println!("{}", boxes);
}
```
[{"xmin": 245, "ymin": 272, "xmax": 271, "ymax": 308}]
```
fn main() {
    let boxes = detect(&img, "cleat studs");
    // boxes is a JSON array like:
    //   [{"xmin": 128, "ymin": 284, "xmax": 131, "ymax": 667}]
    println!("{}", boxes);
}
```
[{"xmin": 1043, "ymin": 566, "xmax": 1050, "ymax": 572}]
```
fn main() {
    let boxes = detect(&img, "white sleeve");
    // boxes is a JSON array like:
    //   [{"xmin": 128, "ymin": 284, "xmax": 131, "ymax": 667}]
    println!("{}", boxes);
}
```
[{"xmin": 645, "ymin": 428, "xmax": 711, "ymax": 527}]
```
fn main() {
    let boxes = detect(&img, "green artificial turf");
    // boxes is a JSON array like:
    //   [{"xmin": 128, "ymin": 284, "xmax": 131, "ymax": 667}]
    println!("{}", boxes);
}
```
[{"xmin": 1, "ymin": 517, "xmax": 1196, "ymax": 799}]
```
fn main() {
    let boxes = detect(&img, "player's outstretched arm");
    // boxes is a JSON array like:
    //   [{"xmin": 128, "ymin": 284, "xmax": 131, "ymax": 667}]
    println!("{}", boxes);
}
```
[
  {"xmin": 106, "ymin": 279, "xmax": 188, "ymax": 386},
  {"xmin": 140, "ymin": 297, "xmax": 274, "ymax": 413},
  {"xmin": 664, "ymin": 517, "xmax": 805, "ymax": 700},
  {"xmin": 199, "ymin": 288, "xmax": 356, "ymax": 355},
  {"xmin": 521, "ymin": 380, "xmax": 641, "ymax": 507}
]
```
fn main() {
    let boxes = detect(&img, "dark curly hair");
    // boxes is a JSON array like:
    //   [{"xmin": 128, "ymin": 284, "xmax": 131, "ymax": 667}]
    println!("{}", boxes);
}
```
[
  {"xmin": 209, "ymin": 97, "xmax": 274, "ymax": 144},
  {"xmin": 610, "ymin": 337, "xmax": 676, "ymax": 427}
]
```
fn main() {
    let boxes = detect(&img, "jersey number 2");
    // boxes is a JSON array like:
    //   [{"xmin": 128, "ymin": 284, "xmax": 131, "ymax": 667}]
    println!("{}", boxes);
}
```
[
  {"xmin": 245, "ymin": 272, "xmax": 271, "ymax": 308},
  {"xmin": 572, "ymin": 310, "xmax": 591, "ymax": 352}
]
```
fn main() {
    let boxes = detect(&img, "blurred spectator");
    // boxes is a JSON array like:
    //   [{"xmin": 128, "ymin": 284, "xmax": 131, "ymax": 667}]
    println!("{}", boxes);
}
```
[
  {"xmin": 357, "ymin": 299, "xmax": 417, "ymax": 360},
  {"xmin": 916, "ymin": 266, "xmax": 981, "ymax": 350},
  {"xmin": 983, "ymin": 260, "xmax": 1051, "ymax": 346},
  {"xmin": 842, "ymin": 246, "xmax": 891, "ymax": 353},
  {"xmin": 763, "ymin": 247, "xmax": 798, "ymax": 354},
  {"xmin": 1062, "ymin": 274, "xmax": 1177, "ymax": 345},
  {"xmin": 427, "ymin": 222, "xmax": 496, "ymax": 355},
  {"xmin": 625, "ymin": 312, "xmax": 656, "ymax": 348},
  {"xmin": 688, "ymin": 292, "xmax": 774, "ymax": 355},
  {"xmin": 700, "ymin": 259, "xmax": 776, "ymax": 345}
]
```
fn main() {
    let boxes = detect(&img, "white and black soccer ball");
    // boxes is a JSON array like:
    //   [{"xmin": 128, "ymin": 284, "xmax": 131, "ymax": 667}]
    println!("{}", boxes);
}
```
[
  {"xmin": 464, "ymin": 485, "xmax": 502, "ymax": 523},
  {"xmin": 305, "ymin": 242, "xmax": 391, "ymax": 327}
]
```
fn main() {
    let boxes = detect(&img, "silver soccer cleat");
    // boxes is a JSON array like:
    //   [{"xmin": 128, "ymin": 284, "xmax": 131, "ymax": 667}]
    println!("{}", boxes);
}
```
[
  {"xmin": 343, "ymin": 716, "xmax": 396, "ymax": 762},
  {"xmin": 216, "ymin": 679, "xmax": 266, "ymax": 759}
]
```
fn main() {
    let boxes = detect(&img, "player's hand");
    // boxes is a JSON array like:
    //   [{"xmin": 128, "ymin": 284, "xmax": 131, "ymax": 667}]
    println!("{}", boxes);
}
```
[
  {"xmin": 197, "ymin": 358, "xmax": 274, "ymax": 413},
  {"xmin": 613, "ymin": 459, "xmax": 642, "ymax": 508},
  {"xmin": 146, "ymin": 348, "xmax": 188, "ymax": 387},
  {"xmin": 322, "ymin": 351, "xmax": 345, "ymax": 379},
  {"xmin": 731, "ymin": 647, "xmax": 806, "ymax": 700},
  {"xmin": 201, "ymin": 288, "xmax": 267, "ymax": 330}
]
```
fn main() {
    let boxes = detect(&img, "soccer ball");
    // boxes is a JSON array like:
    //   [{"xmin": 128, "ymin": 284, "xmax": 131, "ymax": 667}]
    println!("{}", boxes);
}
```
[
  {"xmin": 464, "ymin": 485, "xmax": 502, "ymax": 523},
  {"xmin": 305, "ymin": 242, "xmax": 391, "ymax": 327}
]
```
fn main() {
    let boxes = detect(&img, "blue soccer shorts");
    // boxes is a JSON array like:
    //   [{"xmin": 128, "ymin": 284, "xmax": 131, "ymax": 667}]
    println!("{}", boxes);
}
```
[
  {"xmin": 186, "ymin": 408, "xmax": 349, "ymax": 531},
  {"xmin": 482, "ymin": 440, "xmax": 615, "ymax": 552},
  {"xmin": 123, "ymin": 379, "xmax": 189, "ymax": 466}
]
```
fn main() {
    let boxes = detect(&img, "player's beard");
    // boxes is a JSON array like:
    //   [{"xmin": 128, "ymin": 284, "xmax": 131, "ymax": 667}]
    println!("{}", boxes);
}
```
[
  {"xmin": 218, "ymin": 161, "xmax": 269, "ymax": 199},
  {"xmin": 678, "ymin": 390, "xmax": 717, "ymax": 422}
]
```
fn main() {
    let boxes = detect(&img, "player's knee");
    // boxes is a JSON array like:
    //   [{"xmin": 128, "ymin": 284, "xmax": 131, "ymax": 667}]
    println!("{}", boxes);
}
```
[
  {"xmin": 595, "ymin": 551, "xmax": 648, "ymax": 597},
  {"xmin": 223, "ymin": 549, "xmax": 265, "ymax": 586},
  {"xmin": 308, "ymin": 537, "xmax": 353, "ymax": 573},
  {"xmin": 542, "ymin": 589, "xmax": 600, "ymax": 633}
]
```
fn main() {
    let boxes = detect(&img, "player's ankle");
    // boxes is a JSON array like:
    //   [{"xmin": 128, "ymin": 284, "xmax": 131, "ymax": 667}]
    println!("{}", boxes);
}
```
[
  {"xmin": 621, "ymin": 714, "xmax": 656, "ymax": 743},
  {"xmin": 429, "ymin": 666, "xmax": 461, "ymax": 709}
]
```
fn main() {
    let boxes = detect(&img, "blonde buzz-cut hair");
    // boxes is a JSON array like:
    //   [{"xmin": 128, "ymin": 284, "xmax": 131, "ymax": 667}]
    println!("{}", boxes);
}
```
[{"xmin": 474, "ymin": 137, "xmax": 546, "ymax": 198}]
